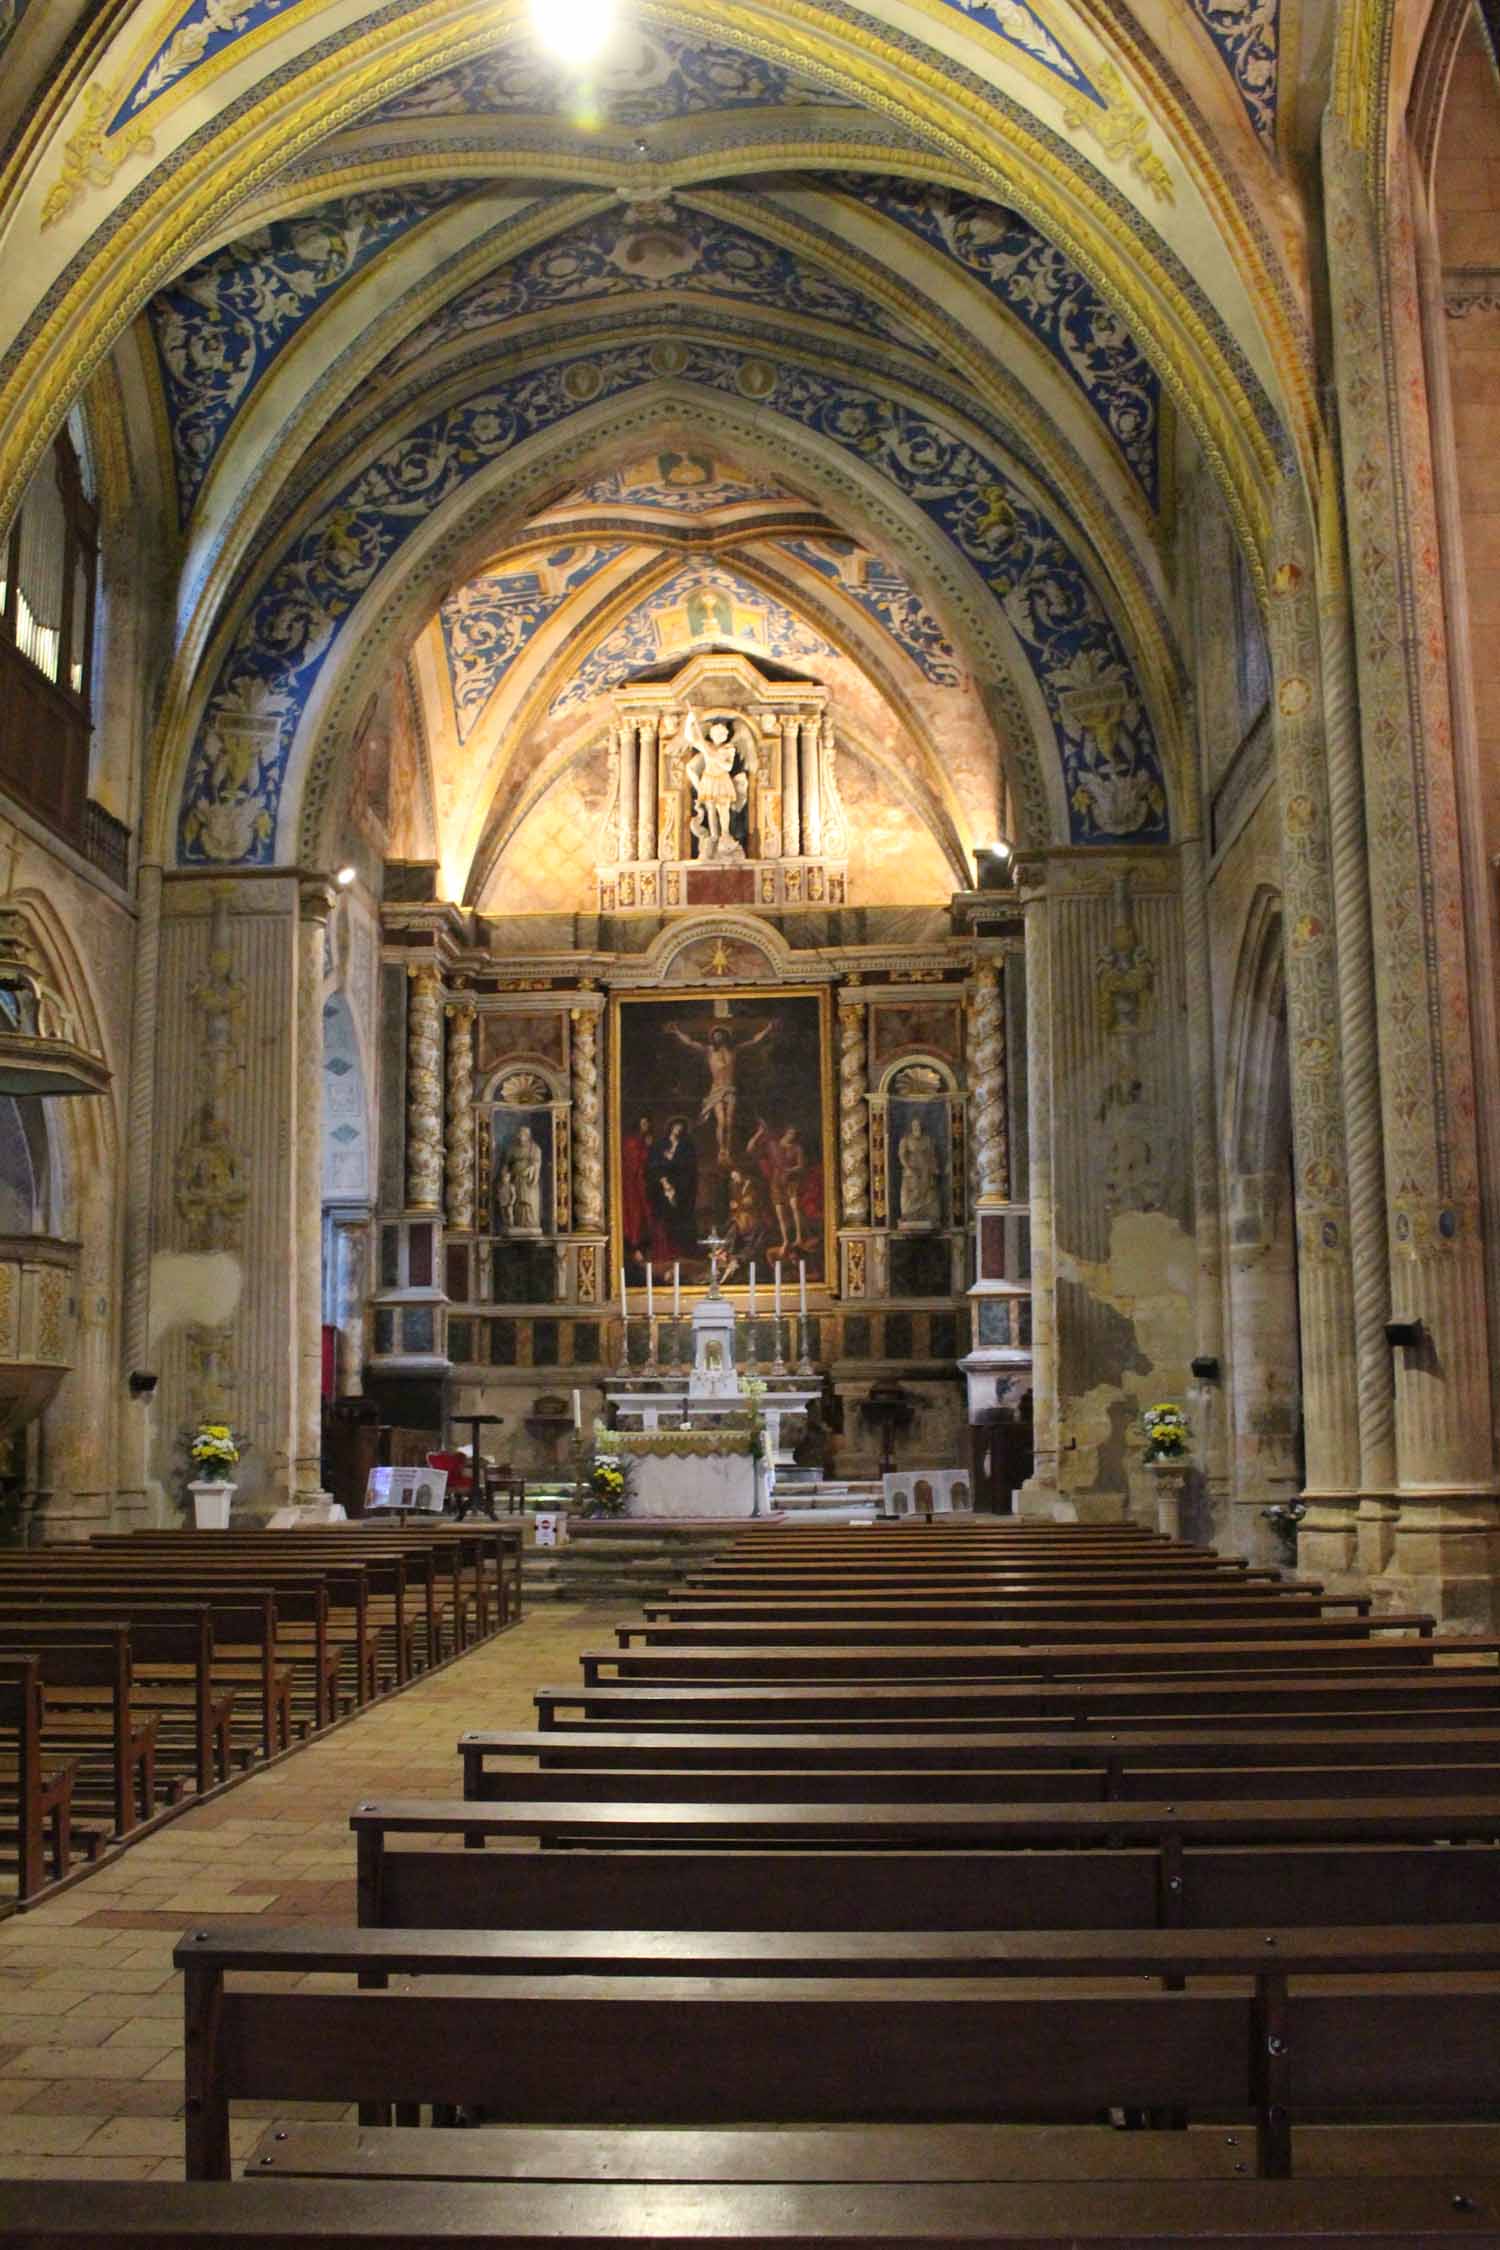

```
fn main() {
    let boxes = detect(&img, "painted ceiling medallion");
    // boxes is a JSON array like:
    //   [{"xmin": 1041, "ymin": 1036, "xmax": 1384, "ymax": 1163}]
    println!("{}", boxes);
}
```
[{"xmin": 366, "ymin": 26, "xmax": 864, "ymax": 127}]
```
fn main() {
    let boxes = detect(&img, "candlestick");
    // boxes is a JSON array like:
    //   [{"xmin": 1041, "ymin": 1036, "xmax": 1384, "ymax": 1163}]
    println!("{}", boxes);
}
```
[
  {"xmin": 571, "ymin": 1388, "xmax": 582, "ymax": 1432},
  {"xmin": 617, "ymin": 1266, "xmax": 630, "ymax": 1373},
  {"xmin": 798, "ymin": 1259, "xmax": 808, "ymax": 1321},
  {"xmin": 673, "ymin": 1262, "xmax": 681, "ymax": 1320},
  {"xmin": 748, "ymin": 1261, "xmax": 757, "ymax": 1317},
  {"xmin": 646, "ymin": 1261, "xmax": 655, "ymax": 1321},
  {"xmin": 774, "ymin": 1261, "xmax": 783, "ymax": 1320}
]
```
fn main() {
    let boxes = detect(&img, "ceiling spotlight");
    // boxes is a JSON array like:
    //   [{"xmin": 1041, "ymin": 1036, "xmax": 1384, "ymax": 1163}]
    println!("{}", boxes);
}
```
[
  {"xmin": 530, "ymin": 0, "xmax": 617, "ymax": 65},
  {"xmin": 335, "ymin": 865, "xmax": 357, "ymax": 888},
  {"xmin": 981, "ymin": 840, "xmax": 1012, "ymax": 861}
]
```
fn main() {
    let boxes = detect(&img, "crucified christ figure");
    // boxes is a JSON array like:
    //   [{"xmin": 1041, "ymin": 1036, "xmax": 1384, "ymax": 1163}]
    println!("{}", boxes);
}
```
[{"xmin": 665, "ymin": 1016, "xmax": 778, "ymax": 1166}]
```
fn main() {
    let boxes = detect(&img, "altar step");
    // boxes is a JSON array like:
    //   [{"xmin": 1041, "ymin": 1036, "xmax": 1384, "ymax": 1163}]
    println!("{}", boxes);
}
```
[{"xmin": 521, "ymin": 1518, "xmax": 749, "ymax": 1603}]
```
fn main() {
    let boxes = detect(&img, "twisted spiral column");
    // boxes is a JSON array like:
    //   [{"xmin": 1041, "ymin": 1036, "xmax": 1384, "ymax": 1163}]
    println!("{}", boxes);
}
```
[
  {"xmin": 444, "ymin": 1005, "xmax": 475, "ymax": 1231},
  {"xmin": 969, "ymin": 960, "xmax": 1008, "ymax": 1204},
  {"xmin": 405, "ymin": 966, "xmax": 443, "ymax": 1212},
  {"xmin": 571, "ymin": 1005, "xmax": 605, "ymax": 1232},
  {"xmin": 837, "ymin": 995, "xmax": 869, "ymax": 1226}
]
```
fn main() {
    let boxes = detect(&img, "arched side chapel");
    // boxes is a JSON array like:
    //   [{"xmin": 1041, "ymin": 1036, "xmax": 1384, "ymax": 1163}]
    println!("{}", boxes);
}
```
[{"xmin": 0, "ymin": 0, "xmax": 1498, "ymax": 1618}]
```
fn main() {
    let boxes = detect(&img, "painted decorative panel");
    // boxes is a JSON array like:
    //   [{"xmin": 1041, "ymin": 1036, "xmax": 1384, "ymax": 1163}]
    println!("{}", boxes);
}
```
[
  {"xmin": 562, "ymin": 451, "xmax": 791, "ymax": 515},
  {"xmin": 1187, "ymin": 0, "xmax": 1279, "ymax": 146},
  {"xmin": 180, "ymin": 339, "xmax": 1168, "ymax": 866},
  {"xmin": 779, "ymin": 536, "xmax": 962, "ymax": 686},
  {"xmin": 440, "ymin": 543, "xmax": 624, "ymax": 739},
  {"xmin": 352, "ymin": 203, "xmax": 932, "ymax": 412},
  {"xmin": 842, "ymin": 178, "xmax": 1161, "ymax": 508},
  {"xmin": 367, "ymin": 27, "xmax": 865, "ymax": 125},
  {"xmin": 550, "ymin": 563, "xmax": 832, "ymax": 713},
  {"xmin": 925, "ymin": 0, "xmax": 1101, "ymax": 101},
  {"xmin": 149, "ymin": 185, "xmax": 471, "ymax": 521}
]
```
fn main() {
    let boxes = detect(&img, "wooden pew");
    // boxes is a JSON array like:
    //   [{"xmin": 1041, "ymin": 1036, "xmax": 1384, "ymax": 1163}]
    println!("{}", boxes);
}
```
[
  {"xmin": 0, "ymin": 1588, "xmax": 291, "ymax": 1767},
  {"xmin": 0, "ymin": 1609, "xmax": 237, "ymax": 1800},
  {"xmin": 8, "ymin": 2172, "xmax": 1500, "ymax": 2244},
  {"xmin": 0, "ymin": 1657, "xmax": 85, "ymax": 1903},
  {"xmin": 349, "ymin": 1791, "xmax": 1500, "ymax": 1857},
  {"xmin": 356, "ymin": 1832, "xmax": 1500, "ymax": 1936},
  {"xmin": 609, "ymin": 1615, "xmax": 1435, "ymax": 1653},
  {"xmin": 0, "ymin": 1635, "xmax": 158, "ymax": 1837},
  {"xmin": 173, "ymin": 1922, "xmax": 1500, "ymax": 2180},
  {"xmin": 578, "ymin": 1633, "xmax": 1476, "ymax": 1686},
  {"xmin": 641, "ymin": 1591, "xmax": 1374, "ymax": 1623},
  {"xmin": 535, "ymin": 1669, "xmax": 1500, "ymax": 1728},
  {"xmin": 244, "ymin": 2115, "xmax": 1500, "ymax": 2187},
  {"xmin": 461, "ymin": 1720, "xmax": 1500, "ymax": 1784}
]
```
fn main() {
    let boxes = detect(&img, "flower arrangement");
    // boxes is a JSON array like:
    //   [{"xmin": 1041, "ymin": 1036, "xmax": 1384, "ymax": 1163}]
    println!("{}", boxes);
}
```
[
  {"xmin": 581, "ymin": 1448, "xmax": 630, "ymax": 1518},
  {"xmin": 1140, "ymin": 1402, "xmax": 1189, "ymax": 1463},
  {"xmin": 189, "ymin": 1423, "xmax": 239, "ymax": 1478}
]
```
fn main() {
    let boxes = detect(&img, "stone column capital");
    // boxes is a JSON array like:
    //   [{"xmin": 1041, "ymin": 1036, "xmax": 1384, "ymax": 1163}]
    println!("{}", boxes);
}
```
[{"xmin": 298, "ymin": 875, "xmax": 338, "ymax": 925}]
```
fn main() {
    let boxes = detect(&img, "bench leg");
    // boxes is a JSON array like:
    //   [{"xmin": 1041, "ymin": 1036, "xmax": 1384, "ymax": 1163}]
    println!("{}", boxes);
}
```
[{"xmin": 183, "ymin": 1961, "xmax": 230, "ymax": 2181}]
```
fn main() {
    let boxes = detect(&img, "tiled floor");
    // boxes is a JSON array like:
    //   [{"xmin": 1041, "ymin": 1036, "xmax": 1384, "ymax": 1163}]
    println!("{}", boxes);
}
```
[{"xmin": 0, "ymin": 1602, "xmax": 627, "ymax": 2180}]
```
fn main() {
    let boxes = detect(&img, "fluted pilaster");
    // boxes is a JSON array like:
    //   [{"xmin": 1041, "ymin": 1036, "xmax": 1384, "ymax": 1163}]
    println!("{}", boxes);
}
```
[{"xmin": 295, "ymin": 878, "xmax": 335, "ymax": 1498}]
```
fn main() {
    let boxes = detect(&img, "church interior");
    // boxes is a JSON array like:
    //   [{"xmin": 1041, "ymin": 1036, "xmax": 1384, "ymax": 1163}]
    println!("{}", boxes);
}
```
[{"xmin": 4, "ymin": 0, "xmax": 1500, "ymax": 2228}]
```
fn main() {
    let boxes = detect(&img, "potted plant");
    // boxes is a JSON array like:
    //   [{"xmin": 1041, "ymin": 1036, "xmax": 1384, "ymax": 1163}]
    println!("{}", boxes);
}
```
[
  {"xmin": 1139, "ymin": 1402, "xmax": 1190, "ymax": 1537},
  {"xmin": 580, "ymin": 1450, "xmax": 629, "ymax": 1519},
  {"xmin": 1140, "ymin": 1402, "xmax": 1189, "ymax": 1463},
  {"xmin": 188, "ymin": 1423, "xmax": 239, "ymax": 1528}
]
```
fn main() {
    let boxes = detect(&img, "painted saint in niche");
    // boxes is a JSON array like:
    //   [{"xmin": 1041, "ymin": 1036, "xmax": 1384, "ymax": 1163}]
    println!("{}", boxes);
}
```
[
  {"xmin": 898, "ymin": 1113, "xmax": 942, "ymax": 1231},
  {"xmin": 499, "ymin": 1124, "xmax": 544, "ymax": 1236}
]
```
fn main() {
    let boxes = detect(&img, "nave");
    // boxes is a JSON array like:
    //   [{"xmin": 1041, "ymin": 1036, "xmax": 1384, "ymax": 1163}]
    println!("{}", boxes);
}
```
[{"xmin": 4, "ymin": 1519, "xmax": 1500, "ymax": 2245}]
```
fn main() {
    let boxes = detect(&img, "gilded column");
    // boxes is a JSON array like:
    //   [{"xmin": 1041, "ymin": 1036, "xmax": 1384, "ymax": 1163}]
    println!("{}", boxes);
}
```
[
  {"xmin": 636, "ymin": 719, "xmax": 658, "ymax": 863},
  {"xmin": 781, "ymin": 716, "xmax": 802, "ymax": 857},
  {"xmin": 1326, "ymin": 120, "xmax": 1497, "ymax": 1595},
  {"xmin": 969, "ymin": 959, "xmax": 1008, "ymax": 1205},
  {"xmin": 444, "ymin": 1002, "xmax": 475, "ymax": 1232},
  {"xmin": 837, "ymin": 993, "xmax": 870, "ymax": 1225},
  {"xmin": 800, "ymin": 716, "xmax": 822, "ymax": 856},
  {"xmin": 294, "ymin": 878, "xmax": 335, "ymax": 1502},
  {"xmin": 617, "ymin": 721, "xmax": 638, "ymax": 864},
  {"xmin": 405, "ymin": 965, "xmax": 443, "ymax": 1212},
  {"xmin": 571, "ymin": 1002, "xmax": 604, "ymax": 1232}
]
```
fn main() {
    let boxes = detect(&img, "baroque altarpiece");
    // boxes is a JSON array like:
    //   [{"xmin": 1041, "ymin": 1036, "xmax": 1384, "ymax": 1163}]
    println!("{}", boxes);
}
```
[{"xmin": 365, "ymin": 655, "xmax": 1029, "ymax": 1482}]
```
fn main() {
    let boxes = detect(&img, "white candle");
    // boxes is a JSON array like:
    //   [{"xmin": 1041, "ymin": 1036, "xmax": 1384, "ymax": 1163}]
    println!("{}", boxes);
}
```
[
  {"xmin": 798, "ymin": 1260, "xmax": 808, "ymax": 1320},
  {"xmin": 571, "ymin": 1388, "xmax": 582, "ymax": 1431},
  {"xmin": 774, "ymin": 1261, "xmax": 783, "ymax": 1319},
  {"xmin": 749, "ymin": 1262, "xmax": 757, "ymax": 1317},
  {"xmin": 646, "ymin": 1261, "xmax": 655, "ymax": 1320},
  {"xmin": 673, "ymin": 1262, "xmax": 681, "ymax": 1319},
  {"xmin": 619, "ymin": 1265, "xmax": 628, "ymax": 1333}
]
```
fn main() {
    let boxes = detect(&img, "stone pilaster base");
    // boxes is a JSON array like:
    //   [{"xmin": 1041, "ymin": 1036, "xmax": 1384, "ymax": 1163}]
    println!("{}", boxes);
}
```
[
  {"xmin": 1294, "ymin": 1497, "xmax": 1362, "ymax": 1586},
  {"xmin": 1382, "ymin": 1496, "xmax": 1500, "ymax": 1633}
]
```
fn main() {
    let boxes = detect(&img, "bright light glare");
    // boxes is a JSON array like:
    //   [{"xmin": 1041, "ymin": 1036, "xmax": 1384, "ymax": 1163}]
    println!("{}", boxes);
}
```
[
  {"xmin": 530, "ymin": 0, "xmax": 616, "ymax": 64},
  {"xmin": 335, "ymin": 865, "xmax": 357, "ymax": 887},
  {"xmin": 981, "ymin": 839, "xmax": 1012, "ymax": 860}
]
